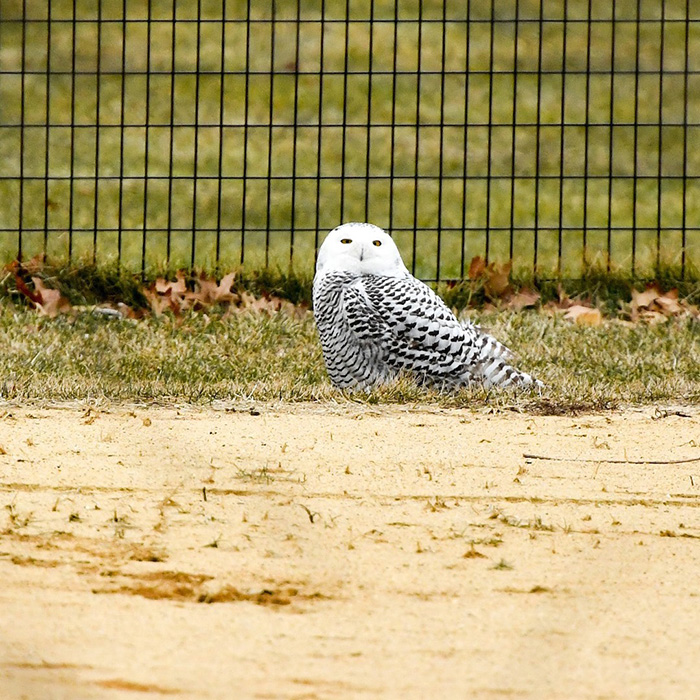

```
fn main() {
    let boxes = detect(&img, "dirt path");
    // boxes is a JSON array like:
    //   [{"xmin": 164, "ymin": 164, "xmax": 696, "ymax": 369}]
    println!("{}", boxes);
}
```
[{"xmin": 1, "ymin": 404, "xmax": 699, "ymax": 699}]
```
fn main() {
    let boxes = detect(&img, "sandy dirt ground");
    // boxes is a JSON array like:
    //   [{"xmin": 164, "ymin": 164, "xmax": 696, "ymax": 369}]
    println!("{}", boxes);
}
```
[{"xmin": 1, "ymin": 403, "xmax": 699, "ymax": 700}]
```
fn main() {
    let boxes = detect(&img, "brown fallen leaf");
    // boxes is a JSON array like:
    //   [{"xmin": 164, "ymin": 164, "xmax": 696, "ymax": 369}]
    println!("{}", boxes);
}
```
[
  {"xmin": 466, "ymin": 256, "xmax": 514, "ymax": 301},
  {"xmin": 564, "ymin": 305, "xmax": 603, "ymax": 326},
  {"xmin": 154, "ymin": 270, "xmax": 188, "ymax": 296},
  {"xmin": 654, "ymin": 292, "xmax": 684, "ymax": 317},
  {"xmin": 145, "ymin": 270, "xmax": 190, "ymax": 315},
  {"xmin": 6, "ymin": 261, "xmax": 70, "ymax": 316},
  {"xmin": 639, "ymin": 310, "xmax": 670, "ymax": 325},
  {"xmin": 187, "ymin": 271, "xmax": 239, "ymax": 309},
  {"xmin": 505, "ymin": 288, "xmax": 540, "ymax": 311},
  {"xmin": 31, "ymin": 277, "xmax": 71, "ymax": 317},
  {"xmin": 22, "ymin": 254, "xmax": 46, "ymax": 275},
  {"xmin": 628, "ymin": 284, "xmax": 697, "ymax": 322},
  {"xmin": 144, "ymin": 286, "xmax": 180, "ymax": 316},
  {"xmin": 146, "ymin": 270, "xmax": 245, "ymax": 315},
  {"xmin": 483, "ymin": 261, "xmax": 512, "ymax": 300},
  {"xmin": 468, "ymin": 256, "xmax": 486, "ymax": 280},
  {"xmin": 13, "ymin": 272, "xmax": 42, "ymax": 305},
  {"xmin": 630, "ymin": 284, "xmax": 662, "ymax": 312}
]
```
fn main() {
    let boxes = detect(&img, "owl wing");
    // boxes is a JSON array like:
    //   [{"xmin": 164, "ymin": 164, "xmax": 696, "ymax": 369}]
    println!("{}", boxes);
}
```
[{"xmin": 342, "ymin": 274, "xmax": 481, "ymax": 381}]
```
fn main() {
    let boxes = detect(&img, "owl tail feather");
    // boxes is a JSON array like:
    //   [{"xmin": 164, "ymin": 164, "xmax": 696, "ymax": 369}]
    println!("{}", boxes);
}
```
[
  {"xmin": 467, "ymin": 330, "xmax": 543, "ymax": 390},
  {"xmin": 470, "ymin": 325, "xmax": 513, "ymax": 361},
  {"xmin": 475, "ymin": 355, "xmax": 544, "ymax": 390}
]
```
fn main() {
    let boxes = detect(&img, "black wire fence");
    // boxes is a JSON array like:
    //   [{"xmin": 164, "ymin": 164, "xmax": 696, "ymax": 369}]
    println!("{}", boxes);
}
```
[{"xmin": 0, "ymin": 0, "xmax": 698, "ymax": 281}]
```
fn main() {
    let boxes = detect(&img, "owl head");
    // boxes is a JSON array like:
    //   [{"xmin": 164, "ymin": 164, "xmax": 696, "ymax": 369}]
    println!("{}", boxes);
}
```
[{"xmin": 315, "ymin": 222, "xmax": 408, "ymax": 278}]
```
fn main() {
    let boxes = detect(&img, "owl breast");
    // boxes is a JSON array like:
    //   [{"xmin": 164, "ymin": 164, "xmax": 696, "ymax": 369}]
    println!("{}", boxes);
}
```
[{"xmin": 312, "ymin": 271, "xmax": 395, "ymax": 389}]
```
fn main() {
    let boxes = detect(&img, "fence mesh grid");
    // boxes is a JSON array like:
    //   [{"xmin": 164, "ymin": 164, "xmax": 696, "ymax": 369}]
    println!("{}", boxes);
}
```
[{"xmin": 1, "ymin": 0, "xmax": 699, "ymax": 280}]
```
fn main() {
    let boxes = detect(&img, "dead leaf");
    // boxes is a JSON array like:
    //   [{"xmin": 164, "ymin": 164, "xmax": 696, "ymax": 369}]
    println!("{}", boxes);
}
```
[
  {"xmin": 466, "ymin": 257, "xmax": 514, "ymax": 300},
  {"xmin": 640, "ymin": 310, "xmax": 669, "ymax": 325},
  {"xmin": 505, "ymin": 288, "xmax": 540, "ymax": 311},
  {"xmin": 31, "ymin": 277, "xmax": 71, "ymax": 317},
  {"xmin": 145, "ymin": 281, "xmax": 187, "ymax": 316},
  {"xmin": 144, "ymin": 286, "xmax": 174, "ymax": 316},
  {"xmin": 628, "ymin": 284, "xmax": 696, "ymax": 322},
  {"xmin": 188, "ymin": 271, "xmax": 239, "ymax": 308},
  {"xmin": 655, "ymin": 293, "xmax": 684, "ymax": 317},
  {"xmin": 468, "ymin": 256, "xmax": 486, "ymax": 280},
  {"xmin": 146, "ymin": 271, "xmax": 245, "ymax": 316},
  {"xmin": 219, "ymin": 289, "xmax": 308, "ymax": 319},
  {"xmin": 630, "ymin": 285, "xmax": 662, "ymax": 311},
  {"xmin": 564, "ymin": 305, "xmax": 603, "ymax": 327},
  {"xmin": 155, "ymin": 270, "xmax": 188, "ymax": 296},
  {"xmin": 22, "ymin": 255, "xmax": 46, "ymax": 275},
  {"xmin": 13, "ymin": 272, "xmax": 42, "ymax": 305},
  {"xmin": 483, "ymin": 261, "xmax": 512, "ymax": 300}
]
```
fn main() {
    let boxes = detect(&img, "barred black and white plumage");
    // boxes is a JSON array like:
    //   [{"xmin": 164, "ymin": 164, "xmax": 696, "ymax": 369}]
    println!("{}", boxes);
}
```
[{"xmin": 313, "ymin": 222, "xmax": 543, "ymax": 391}]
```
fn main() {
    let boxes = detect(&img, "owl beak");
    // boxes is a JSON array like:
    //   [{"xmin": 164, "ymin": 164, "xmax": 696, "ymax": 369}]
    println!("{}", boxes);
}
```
[{"xmin": 359, "ymin": 244, "xmax": 364, "ymax": 262}]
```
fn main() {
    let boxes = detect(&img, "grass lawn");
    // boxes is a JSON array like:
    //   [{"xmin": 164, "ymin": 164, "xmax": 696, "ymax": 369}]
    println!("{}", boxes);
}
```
[{"xmin": 1, "ymin": 301, "xmax": 697, "ymax": 407}]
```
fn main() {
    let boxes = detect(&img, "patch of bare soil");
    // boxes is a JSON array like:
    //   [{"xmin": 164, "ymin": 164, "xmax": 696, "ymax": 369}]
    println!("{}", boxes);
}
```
[{"xmin": 1, "ymin": 404, "xmax": 699, "ymax": 699}]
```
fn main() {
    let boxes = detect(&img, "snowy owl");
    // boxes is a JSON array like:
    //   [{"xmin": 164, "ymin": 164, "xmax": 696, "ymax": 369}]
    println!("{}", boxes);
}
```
[{"xmin": 312, "ymin": 222, "xmax": 543, "ymax": 391}]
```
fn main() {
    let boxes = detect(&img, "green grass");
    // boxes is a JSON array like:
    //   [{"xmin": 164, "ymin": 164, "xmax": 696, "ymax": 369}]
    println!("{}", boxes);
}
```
[
  {"xmin": 0, "ymin": 301, "xmax": 697, "ymax": 407},
  {"xmin": 0, "ymin": 0, "xmax": 698, "ymax": 278}
]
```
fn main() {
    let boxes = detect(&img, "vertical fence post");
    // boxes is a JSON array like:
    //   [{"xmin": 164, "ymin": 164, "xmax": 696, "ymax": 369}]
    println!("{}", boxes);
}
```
[
  {"xmin": 632, "ymin": 0, "xmax": 642, "ymax": 277},
  {"xmin": 461, "ymin": 0, "xmax": 472, "ymax": 279},
  {"xmin": 239, "ymin": 0, "xmax": 252, "ymax": 267},
  {"xmin": 581, "ymin": 0, "xmax": 593, "ymax": 273},
  {"xmin": 117, "ymin": 0, "xmax": 128, "ymax": 268},
  {"xmin": 556, "ymin": 0, "xmax": 569, "ymax": 277},
  {"xmin": 681, "ymin": 0, "xmax": 690, "ymax": 278},
  {"xmin": 264, "ymin": 1, "xmax": 276, "ymax": 269},
  {"xmin": 214, "ymin": 0, "xmax": 227, "ymax": 272},
  {"xmin": 509, "ymin": 0, "xmax": 520, "ymax": 266},
  {"xmin": 656, "ymin": 1, "xmax": 666, "ymax": 273},
  {"xmin": 313, "ymin": 0, "xmax": 326, "ymax": 259},
  {"xmin": 68, "ymin": 0, "xmax": 77, "ymax": 265},
  {"xmin": 339, "ymin": 0, "xmax": 350, "ymax": 223},
  {"xmin": 289, "ymin": 0, "xmax": 302, "ymax": 267},
  {"xmin": 191, "ymin": 0, "xmax": 203, "ymax": 271},
  {"xmin": 141, "ymin": 0, "xmax": 153, "ymax": 275},
  {"xmin": 411, "ymin": 1, "xmax": 423, "ymax": 276},
  {"xmin": 43, "ymin": 1, "xmax": 52, "ymax": 261}
]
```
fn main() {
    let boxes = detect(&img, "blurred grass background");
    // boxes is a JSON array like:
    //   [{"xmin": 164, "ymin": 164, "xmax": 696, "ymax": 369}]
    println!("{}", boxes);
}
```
[{"xmin": 0, "ymin": 0, "xmax": 699, "ymax": 280}]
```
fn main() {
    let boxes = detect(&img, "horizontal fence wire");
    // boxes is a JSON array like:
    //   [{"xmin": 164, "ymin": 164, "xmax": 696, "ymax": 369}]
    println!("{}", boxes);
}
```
[{"xmin": 0, "ymin": 0, "xmax": 699, "ymax": 281}]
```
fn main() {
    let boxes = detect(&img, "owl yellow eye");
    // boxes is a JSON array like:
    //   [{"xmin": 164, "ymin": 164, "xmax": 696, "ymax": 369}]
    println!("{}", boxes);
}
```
[
  {"xmin": 372, "ymin": 240, "xmax": 382, "ymax": 246},
  {"xmin": 340, "ymin": 238, "xmax": 352, "ymax": 244}
]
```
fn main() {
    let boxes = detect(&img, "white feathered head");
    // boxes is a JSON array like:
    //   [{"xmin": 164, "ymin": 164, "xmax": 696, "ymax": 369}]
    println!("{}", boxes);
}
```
[{"xmin": 315, "ymin": 222, "xmax": 408, "ymax": 278}]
